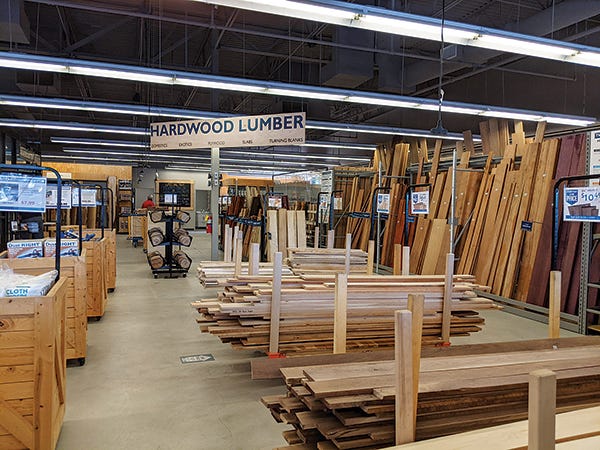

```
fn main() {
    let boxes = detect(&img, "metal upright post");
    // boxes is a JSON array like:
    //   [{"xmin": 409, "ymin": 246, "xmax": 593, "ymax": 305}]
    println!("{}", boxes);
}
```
[
  {"xmin": 376, "ymin": 159, "xmax": 382, "ymax": 273},
  {"xmin": 211, "ymin": 147, "xmax": 220, "ymax": 261},
  {"xmin": 450, "ymin": 147, "xmax": 457, "ymax": 252}
]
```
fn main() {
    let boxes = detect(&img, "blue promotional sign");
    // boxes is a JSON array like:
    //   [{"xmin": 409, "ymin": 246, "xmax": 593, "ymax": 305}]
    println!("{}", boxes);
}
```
[
  {"xmin": 0, "ymin": 174, "xmax": 47, "ymax": 213},
  {"xmin": 563, "ymin": 186, "xmax": 600, "ymax": 222},
  {"xmin": 521, "ymin": 221, "xmax": 533, "ymax": 232}
]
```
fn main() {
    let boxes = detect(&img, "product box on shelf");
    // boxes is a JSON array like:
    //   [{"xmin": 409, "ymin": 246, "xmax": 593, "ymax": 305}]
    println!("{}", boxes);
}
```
[
  {"xmin": 7, "ymin": 239, "xmax": 44, "ymax": 258},
  {"xmin": 44, "ymin": 238, "xmax": 79, "ymax": 257}
]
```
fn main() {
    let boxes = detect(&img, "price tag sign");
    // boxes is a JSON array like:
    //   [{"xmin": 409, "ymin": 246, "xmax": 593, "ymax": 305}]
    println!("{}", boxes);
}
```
[
  {"xmin": 410, "ymin": 190, "xmax": 430, "ymax": 215},
  {"xmin": 267, "ymin": 194, "xmax": 283, "ymax": 209},
  {"xmin": 72, "ymin": 188, "xmax": 97, "ymax": 207},
  {"xmin": 376, "ymin": 193, "xmax": 390, "ymax": 214},
  {"xmin": 46, "ymin": 185, "xmax": 72, "ymax": 209},
  {"xmin": 590, "ymin": 131, "xmax": 600, "ymax": 186},
  {"xmin": 564, "ymin": 186, "xmax": 600, "ymax": 222},
  {"xmin": 0, "ymin": 175, "xmax": 47, "ymax": 213},
  {"xmin": 333, "ymin": 193, "xmax": 343, "ymax": 211}
]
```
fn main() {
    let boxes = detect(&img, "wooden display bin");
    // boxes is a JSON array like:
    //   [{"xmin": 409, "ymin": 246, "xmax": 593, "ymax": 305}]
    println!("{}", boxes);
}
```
[
  {"xmin": 0, "ymin": 251, "xmax": 88, "ymax": 364},
  {"xmin": 0, "ymin": 277, "xmax": 68, "ymax": 450},
  {"xmin": 87, "ymin": 229, "xmax": 116, "ymax": 291},
  {"xmin": 82, "ymin": 238, "xmax": 108, "ymax": 318}
]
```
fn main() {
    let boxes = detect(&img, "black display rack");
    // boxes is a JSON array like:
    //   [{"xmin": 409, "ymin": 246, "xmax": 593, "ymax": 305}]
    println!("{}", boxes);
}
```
[{"xmin": 147, "ymin": 206, "xmax": 192, "ymax": 279}]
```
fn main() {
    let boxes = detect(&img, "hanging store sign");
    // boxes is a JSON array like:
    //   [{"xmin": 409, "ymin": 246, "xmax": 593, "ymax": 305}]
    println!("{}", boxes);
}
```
[
  {"xmin": 46, "ymin": 185, "xmax": 72, "ymax": 209},
  {"xmin": 0, "ymin": 174, "xmax": 47, "ymax": 213},
  {"xmin": 591, "ymin": 131, "xmax": 600, "ymax": 186},
  {"xmin": 410, "ymin": 190, "xmax": 430, "ymax": 215},
  {"xmin": 150, "ymin": 112, "xmax": 306, "ymax": 150},
  {"xmin": 563, "ymin": 186, "xmax": 600, "ymax": 222},
  {"xmin": 72, "ymin": 188, "xmax": 97, "ymax": 207},
  {"xmin": 376, "ymin": 193, "xmax": 390, "ymax": 214}
]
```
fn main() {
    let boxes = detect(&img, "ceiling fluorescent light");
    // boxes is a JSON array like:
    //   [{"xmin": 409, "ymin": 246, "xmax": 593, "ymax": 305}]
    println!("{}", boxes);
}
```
[
  {"xmin": 0, "ymin": 118, "xmax": 148, "ymax": 135},
  {"xmin": 191, "ymin": 0, "xmax": 600, "ymax": 68},
  {"xmin": 51, "ymin": 137, "xmax": 148, "ymax": 148},
  {"xmin": 0, "ymin": 52, "xmax": 593, "ymax": 126}
]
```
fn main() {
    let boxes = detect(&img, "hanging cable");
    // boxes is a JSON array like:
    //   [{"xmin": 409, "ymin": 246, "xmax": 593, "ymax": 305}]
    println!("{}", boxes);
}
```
[{"xmin": 431, "ymin": 0, "xmax": 448, "ymax": 135}]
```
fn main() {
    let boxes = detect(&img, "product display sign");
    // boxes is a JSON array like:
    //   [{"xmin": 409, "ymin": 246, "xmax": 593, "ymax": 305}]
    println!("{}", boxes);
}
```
[
  {"xmin": 590, "ymin": 131, "xmax": 600, "ymax": 186},
  {"xmin": 46, "ymin": 185, "xmax": 72, "ymax": 209},
  {"xmin": 410, "ymin": 190, "xmax": 430, "ymax": 215},
  {"xmin": 267, "ymin": 194, "xmax": 283, "ymax": 209},
  {"xmin": 0, "ymin": 174, "xmax": 47, "ymax": 213},
  {"xmin": 376, "ymin": 193, "xmax": 390, "ymax": 214},
  {"xmin": 333, "ymin": 193, "xmax": 343, "ymax": 211},
  {"xmin": 72, "ymin": 188, "xmax": 98, "ymax": 207},
  {"xmin": 150, "ymin": 112, "xmax": 306, "ymax": 150},
  {"xmin": 564, "ymin": 186, "xmax": 600, "ymax": 222}
]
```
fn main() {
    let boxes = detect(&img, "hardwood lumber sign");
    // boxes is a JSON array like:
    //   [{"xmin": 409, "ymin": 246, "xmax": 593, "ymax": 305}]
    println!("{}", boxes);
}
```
[{"xmin": 150, "ymin": 112, "xmax": 306, "ymax": 150}]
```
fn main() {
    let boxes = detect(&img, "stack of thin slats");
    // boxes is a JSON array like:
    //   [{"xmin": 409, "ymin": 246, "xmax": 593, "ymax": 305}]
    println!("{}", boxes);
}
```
[
  {"xmin": 287, "ymin": 248, "xmax": 368, "ymax": 275},
  {"xmin": 193, "ymin": 275, "xmax": 495, "ymax": 355},
  {"xmin": 263, "ymin": 344, "xmax": 600, "ymax": 449},
  {"xmin": 197, "ymin": 261, "xmax": 293, "ymax": 287}
]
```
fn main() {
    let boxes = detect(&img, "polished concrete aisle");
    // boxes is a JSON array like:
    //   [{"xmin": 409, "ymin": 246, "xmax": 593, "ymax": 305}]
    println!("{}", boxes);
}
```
[{"xmin": 57, "ymin": 233, "xmax": 288, "ymax": 450}]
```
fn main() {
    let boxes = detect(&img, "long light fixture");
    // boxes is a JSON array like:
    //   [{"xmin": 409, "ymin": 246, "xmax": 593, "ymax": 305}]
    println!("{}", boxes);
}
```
[
  {"xmin": 193, "ymin": 0, "xmax": 600, "ymax": 69},
  {"xmin": 0, "ymin": 52, "xmax": 594, "ymax": 126},
  {"xmin": 0, "ymin": 118, "xmax": 147, "ymax": 135},
  {"xmin": 1, "ymin": 94, "xmax": 472, "ymax": 140}
]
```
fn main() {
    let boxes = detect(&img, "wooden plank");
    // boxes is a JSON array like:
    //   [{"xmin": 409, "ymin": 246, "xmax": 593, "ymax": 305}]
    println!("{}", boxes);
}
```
[
  {"xmin": 395, "ymin": 310, "xmax": 414, "ymax": 444},
  {"xmin": 249, "ymin": 243, "xmax": 260, "ymax": 276},
  {"xmin": 296, "ymin": 211, "xmax": 307, "ymax": 248},
  {"xmin": 549, "ymin": 271, "xmax": 561, "ymax": 339},
  {"xmin": 367, "ymin": 241, "xmax": 375, "ymax": 275},
  {"xmin": 269, "ymin": 252, "xmax": 283, "ymax": 354},
  {"xmin": 441, "ymin": 253, "xmax": 454, "ymax": 344},
  {"xmin": 267, "ymin": 210, "xmax": 278, "ymax": 262},
  {"xmin": 224, "ymin": 226, "xmax": 232, "ymax": 262},
  {"xmin": 534, "ymin": 121, "xmax": 547, "ymax": 143},
  {"xmin": 408, "ymin": 294, "xmax": 424, "ymax": 431},
  {"xmin": 333, "ymin": 273, "xmax": 348, "ymax": 355},
  {"xmin": 402, "ymin": 246, "xmax": 410, "ymax": 276},
  {"xmin": 278, "ymin": 209, "xmax": 288, "ymax": 257},
  {"xmin": 287, "ymin": 210, "xmax": 298, "ymax": 249},
  {"xmin": 528, "ymin": 369, "xmax": 556, "ymax": 450},
  {"xmin": 394, "ymin": 244, "xmax": 402, "ymax": 275}
]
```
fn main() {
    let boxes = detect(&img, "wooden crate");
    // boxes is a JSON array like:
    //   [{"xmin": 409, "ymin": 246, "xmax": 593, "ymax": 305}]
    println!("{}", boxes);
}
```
[
  {"xmin": 0, "ymin": 251, "xmax": 87, "ymax": 363},
  {"xmin": 82, "ymin": 238, "xmax": 107, "ymax": 318},
  {"xmin": 87, "ymin": 229, "xmax": 116, "ymax": 291},
  {"xmin": 128, "ymin": 214, "xmax": 146, "ymax": 240},
  {"xmin": 0, "ymin": 277, "xmax": 67, "ymax": 450}
]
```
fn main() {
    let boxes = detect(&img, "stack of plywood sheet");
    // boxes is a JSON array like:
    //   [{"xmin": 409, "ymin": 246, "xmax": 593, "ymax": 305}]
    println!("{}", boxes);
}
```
[
  {"xmin": 287, "ymin": 248, "xmax": 368, "ymax": 275},
  {"xmin": 263, "ymin": 342, "xmax": 600, "ymax": 449},
  {"xmin": 193, "ymin": 275, "xmax": 495, "ymax": 355},
  {"xmin": 197, "ymin": 261, "xmax": 294, "ymax": 287}
]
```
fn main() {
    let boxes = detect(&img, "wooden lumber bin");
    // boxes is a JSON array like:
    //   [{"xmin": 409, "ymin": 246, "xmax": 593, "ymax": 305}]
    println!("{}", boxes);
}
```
[
  {"xmin": 86, "ymin": 229, "xmax": 116, "ymax": 291},
  {"xmin": 82, "ymin": 238, "xmax": 108, "ymax": 318},
  {"xmin": 0, "ymin": 251, "xmax": 87, "ymax": 363},
  {"xmin": 0, "ymin": 277, "xmax": 68, "ymax": 450}
]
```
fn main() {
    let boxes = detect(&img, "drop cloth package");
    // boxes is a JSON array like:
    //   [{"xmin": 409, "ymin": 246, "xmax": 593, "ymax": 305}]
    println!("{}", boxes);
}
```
[{"xmin": 7, "ymin": 239, "xmax": 44, "ymax": 258}]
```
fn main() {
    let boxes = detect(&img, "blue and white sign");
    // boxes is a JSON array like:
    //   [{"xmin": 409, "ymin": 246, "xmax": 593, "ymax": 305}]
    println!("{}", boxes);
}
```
[
  {"xmin": 591, "ymin": 131, "xmax": 600, "ymax": 186},
  {"xmin": 564, "ymin": 186, "xmax": 600, "ymax": 222},
  {"xmin": 46, "ymin": 185, "xmax": 72, "ymax": 209},
  {"xmin": 376, "ymin": 193, "xmax": 390, "ymax": 214},
  {"xmin": 150, "ymin": 112, "xmax": 306, "ymax": 150},
  {"xmin": 72, "ymin": 188, "xmax": 97, "ymax": 207},
  {"xmin": 410, "ymin": 190, "xmax": 430, "ymax": 215},
  {"xmin": 0, "ymin": 174, "xmax": 47, "ymax": 213}
]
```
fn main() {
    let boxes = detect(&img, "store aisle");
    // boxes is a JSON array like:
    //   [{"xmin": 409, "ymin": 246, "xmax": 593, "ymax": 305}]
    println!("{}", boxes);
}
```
[{"xmin": 57, "ymin": 233, "xmax": 288, "ymax": 450}]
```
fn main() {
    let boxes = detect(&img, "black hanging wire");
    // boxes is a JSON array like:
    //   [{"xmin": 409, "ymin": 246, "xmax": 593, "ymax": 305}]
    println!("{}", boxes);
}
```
[{"xmin": 431, "ymin": 0, "xmax": 448, "ymax": 135}]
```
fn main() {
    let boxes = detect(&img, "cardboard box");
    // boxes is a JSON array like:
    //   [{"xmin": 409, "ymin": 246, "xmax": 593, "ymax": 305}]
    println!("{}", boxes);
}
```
[
  {"xmin": 7, "ymin": 239, "xmax": 44, "ymax": 259},
  {"xmin": 43, "ymin": 239, "xmax": 79, "ymax": 257}
]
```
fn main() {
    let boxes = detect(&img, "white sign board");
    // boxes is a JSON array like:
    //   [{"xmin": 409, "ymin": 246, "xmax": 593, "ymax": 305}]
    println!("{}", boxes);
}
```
[
  {"xmin": 46, "ymin": 185, "xmax": 72, "ymax": 209},
  {"xmin": 564, "ymin": 186, "xmax": 600, "ymax": 222},
  {"xmin": 72, "ymin": 188, "xmax": 97, "ymax": 207},
  {"xmin": 376, "ymin": 193, "xmax": 390, "ymax": 214},
  {"xmin": 150, "ymin": 112, "xmax": 306, "ymax": 150},
  {"xmin": 591, "ymin": 131, "xmax": 600, "ymax": 186},
  {"xmin": 0, "ymin": 175, "xmax": 47, "ymax": 213},
  {"xmin": 410, "ymin": 190, "xmax": 430, "ymax": 215}
]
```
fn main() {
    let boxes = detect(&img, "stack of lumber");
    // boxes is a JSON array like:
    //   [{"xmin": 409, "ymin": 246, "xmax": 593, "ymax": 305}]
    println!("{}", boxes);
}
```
[
  {"xmin": 267, "ymin": 209, "xmax": 308, "ymax": 262},
  {"xmin": 263, "ymin": 342, "xmax": 600, "ymax": 449},
  {"xmin": 287, "ymin": 248, "xmax": 368, "ymax": 274},
  {"xmin": 221, "ymin": 191, "xmax": 263, "ymax": 259},
  {"xmin": 193, "ymin": 275, "xmax": 495, "ymax": 355},
  {"xmin": 197, "ymin": 261, "xmax": 293, "ymax": 287}
]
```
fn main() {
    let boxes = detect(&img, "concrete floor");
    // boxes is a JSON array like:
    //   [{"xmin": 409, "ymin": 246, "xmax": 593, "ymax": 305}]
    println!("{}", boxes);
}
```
[{"xmin": 56, "ymin": 233, "xmax": 578, "ymax": 450}]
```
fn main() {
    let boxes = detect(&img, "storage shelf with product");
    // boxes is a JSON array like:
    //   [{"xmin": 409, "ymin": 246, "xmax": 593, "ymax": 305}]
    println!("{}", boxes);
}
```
[{"xmin": 147, "ymin": 181, "xmax": 193, "ymax": 278}]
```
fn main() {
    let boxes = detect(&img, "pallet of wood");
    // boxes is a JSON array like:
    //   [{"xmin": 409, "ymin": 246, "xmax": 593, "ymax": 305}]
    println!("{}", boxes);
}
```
[
  {"xmin": 193, "ymin": 274, "xmax": 495, "ymax": 356},
  {"xmin": 0, "ymin": 251, "xmax": 88, "ymax": 363},
  {"xmin": 287, "ymin": 248, "xmax": 368, "ymax": 275},
  {"xmin": 0, "ymin": 277, "xmax": 67, "ymax": 450},
  {"xmin": 263, "ymin": 342, "xmax": 600, "ymax": 449},
  {"xmin": 83, "ymin": 238, "xmax": 108, "ymax": 318}
]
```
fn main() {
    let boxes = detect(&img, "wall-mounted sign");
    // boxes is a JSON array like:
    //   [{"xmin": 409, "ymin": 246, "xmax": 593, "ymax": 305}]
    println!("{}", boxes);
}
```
[
  {"xmin": 0, "ymin": 175, "xmax": 47, "ymax": 213},
  {"xmin": 376, "ymin": 193, "xmax": 390, "ymax": 214},
  {"xmin": 564, "ymin": 186, "xmax": 600, "ymax": 222},
  {"xmin": 150, "ymin": 112, "xmax": 306, "ymax": 150},
  {"xmin": 590, "ymin": 132, "xmax": 600, "ymax": 186},
  {"xmin": 118, "ymin": 179, "xmax": 132, "ymax": 190},
  {"xmin": 410, "ymin": 190, "xmax": 430, "ymax": 215},
  {"xmin": 46, "ymin": 185, "xmax": 72, "ymax": 209},
  {"xmin": 72, "ymin": 188, "xmax": 97, "ymax": 207}
]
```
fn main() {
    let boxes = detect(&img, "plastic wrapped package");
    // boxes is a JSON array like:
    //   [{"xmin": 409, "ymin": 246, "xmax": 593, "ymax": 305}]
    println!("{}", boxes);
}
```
[{"xmin": 0, "ymin": 265, "xmax": 58, "ymax": 297}]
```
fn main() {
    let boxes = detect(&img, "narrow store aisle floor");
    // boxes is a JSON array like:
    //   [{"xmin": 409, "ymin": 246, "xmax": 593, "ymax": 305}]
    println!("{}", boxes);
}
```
[
  {"xmin": 57, "ymin": 233, "xmax": 579, "ymax": 450},
  {"xmin": 57, "ymin": 233, "xmax": 288, "ymax": 450}
]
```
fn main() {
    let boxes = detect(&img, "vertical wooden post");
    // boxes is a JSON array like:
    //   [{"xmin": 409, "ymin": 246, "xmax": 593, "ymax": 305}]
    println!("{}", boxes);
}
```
[
  {"xmin": 269, "ymin": 252, "xmax": 283, "ymax": 355},
  {"xmin": 395, "ymin": 310, "xmax": 415, "ymax": 445},
  {"xmin": 441, "ymin": 253, "xmax": 454, "ymax": 344},
  {"xmin": 408, "ymin": 294, "xmax": 424, "ymax": 434},
  {"xmin": 224, "ymin": 226, "xmax": 232, "ymax": 262},
  {"xmin": 249, "ymin": 243, "xmax": 260, "ymax": 276},
  {"xmin": 367, "ymin": 240, "xmax": 375, "ymax": 275},
  {"xmin": 345, "ymin": 233, "xmax": 352, "ymax": 275},
  {"xmin": 528, "ymin": 369, "xmax": 556, "ymax": 450},
  {"xmin": 233, "ymin": 225, "xmax": 239, "ymax": 263},
  {"xmin": 234, "ymin": 231, "xmax": 243, "ymax": 277},
  {"xmin": 402, "ymin": 246, "xmax": 410, "ymax": 276},
  {"xmin": 327, "ymin": 229, "xmax": 335, "ymax": 249},
  {"xmin": 393, "ymin": 244, "xmax": 402, "ymax": 275},
  {"xmin": 314, "ymin": 227, "xmax": 320, "ymax": 249},
  {"xmin": 333, "ymin": 272, "xmax": 348, "ymax": 354},
  {"xmin": 549, "ymin": 271, "xmax": 561, "ymax": 339}
]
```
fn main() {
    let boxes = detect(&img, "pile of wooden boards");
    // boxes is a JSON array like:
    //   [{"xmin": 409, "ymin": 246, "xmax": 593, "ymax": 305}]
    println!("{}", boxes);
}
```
[
  {"xmin": 197, "ymin": 261, "xmax": 294, "ymax": 287},
  {"xmin": 192, "ymin": 274, "xmax": 495, "ymax": 355},
  {"xmin": 221, "ymin": 191, "xmax": 263, "ymax": 259},
  {"xmin": 267, "ymin": 209, "xmax": 308, "ymax": 261},
  {"xmin": 287, "ymin": 248, "xmax": 368, "ymax": 274},
  {"xmin": 262, "ymin": 340, "xmax": 600, "ymax": 449}
]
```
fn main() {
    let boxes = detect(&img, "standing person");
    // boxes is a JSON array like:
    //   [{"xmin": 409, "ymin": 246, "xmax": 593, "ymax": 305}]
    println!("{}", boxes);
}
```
[{"xmin": 142, "ymin": 194, "xmax": 155, "ymax": 209}]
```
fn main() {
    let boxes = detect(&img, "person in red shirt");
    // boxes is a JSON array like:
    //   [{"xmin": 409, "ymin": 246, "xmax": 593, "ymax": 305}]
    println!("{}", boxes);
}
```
[{"xmin": 141, "ymin": 194, "xmax": 155, "ymax": 209}]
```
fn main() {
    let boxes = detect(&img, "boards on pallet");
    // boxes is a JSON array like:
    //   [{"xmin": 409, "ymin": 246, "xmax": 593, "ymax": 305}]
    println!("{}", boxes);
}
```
[
  {"xmin": 263, "ymin": 342, "xmax": 600, "ymax": 449},
  {"xmin": 267, "ymin": 209, "xmax": 308, "ymax": 262},
  {"xmin": 287, "ymin": 248, "xmax": 368, "ymax": 274},
  {"xmin": 192, "ymin": 274, "xmax": 495, "ymax": 356}
]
